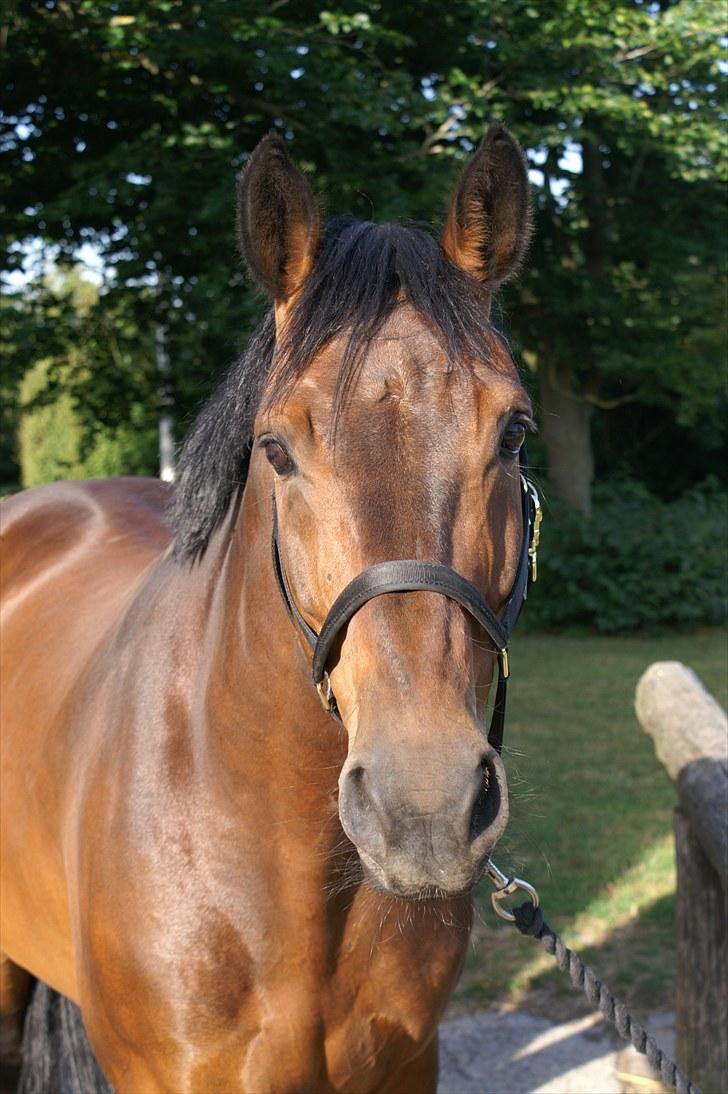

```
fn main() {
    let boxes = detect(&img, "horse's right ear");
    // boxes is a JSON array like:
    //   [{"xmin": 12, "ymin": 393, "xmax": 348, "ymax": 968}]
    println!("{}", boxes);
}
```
[{"xmin": 236, "ymin": 133, "xmax": 320, "ymax": 304}]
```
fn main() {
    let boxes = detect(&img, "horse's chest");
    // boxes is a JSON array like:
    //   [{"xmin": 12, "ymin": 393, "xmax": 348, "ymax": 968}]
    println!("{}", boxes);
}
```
[
  {"xmin": 202, "ymin": 906, "xmax": 469, "ymax": 1093},
  {"xmin": 238, "ymin": 954, "xmax": 458, "ymax": 1094},
  {"xmin": 325, "ymin": 920, "xmax": 468, "ymax": 1083},
  {"xmin": 323, "ymin": 982, "xmax": 436, "ymax": 1091}
]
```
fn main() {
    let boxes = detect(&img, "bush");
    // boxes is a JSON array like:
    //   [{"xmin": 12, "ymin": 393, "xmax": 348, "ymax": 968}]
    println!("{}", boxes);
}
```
[
  {"xmin": 524, "ymin": 478, "xmax": 727, "ymax": 633},
  {"xmin": 18, "ymin": 359, "xmax": 157, "ymax": 485}
]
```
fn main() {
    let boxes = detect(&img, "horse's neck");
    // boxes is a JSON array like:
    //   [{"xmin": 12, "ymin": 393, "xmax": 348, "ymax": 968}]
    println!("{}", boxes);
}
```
[
  {"xmin": 186, "ymin": 468, "xmax": 348, "ymax": 847},
  {"xmin": 146, "ymin": 474, "xmax": 471, "ymax": 992}
]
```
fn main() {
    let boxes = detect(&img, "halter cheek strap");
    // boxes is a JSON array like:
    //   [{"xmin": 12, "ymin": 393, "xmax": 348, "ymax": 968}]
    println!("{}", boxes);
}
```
[{"xmin": 271, "ymin": 454, "xmax": 541, "ymax": 754}]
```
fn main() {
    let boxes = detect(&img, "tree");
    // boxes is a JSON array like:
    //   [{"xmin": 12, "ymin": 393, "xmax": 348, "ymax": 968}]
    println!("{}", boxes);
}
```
[
  {"xmin": 13, "ymin": 268, "xmax": 158, "ymax": 484},
  {"xmin": 19, "ymin": 355, "xmax": 156, "ymax": 484},
  {"xmin": 2, "ymin": 1, "xmax": 724, "ymax": 507},
  {"xmin": 406, "ymin": 0, "xmax": 725, "ymax": 511},
  {"xmin": 1, "ymin": 0, "xmax": 452, "ymax": 480}
]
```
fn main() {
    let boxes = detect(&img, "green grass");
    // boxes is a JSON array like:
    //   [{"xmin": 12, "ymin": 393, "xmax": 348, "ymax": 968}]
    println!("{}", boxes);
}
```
[{"xmin": 455, "ymin": 628, "xmax": 727, "ymax": 1018}]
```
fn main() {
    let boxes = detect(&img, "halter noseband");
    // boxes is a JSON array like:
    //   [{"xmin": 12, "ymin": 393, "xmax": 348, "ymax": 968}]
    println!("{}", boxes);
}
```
[{"xmin": 271, "ymin": 454, "xmax": 541, "ymax": 754}]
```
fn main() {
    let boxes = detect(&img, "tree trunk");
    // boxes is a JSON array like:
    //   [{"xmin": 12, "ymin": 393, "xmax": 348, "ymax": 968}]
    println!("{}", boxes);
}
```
[
  {"xmin": 155, "ymin": 321, "xmax": 175, "ymax": 484},
  {"xmin": 538, "ymin": 366, "xmax": 594, "ymax": 516},
  {"xmin": 534, "ymin": 119, "xmax": 604, "ymax": 518}
]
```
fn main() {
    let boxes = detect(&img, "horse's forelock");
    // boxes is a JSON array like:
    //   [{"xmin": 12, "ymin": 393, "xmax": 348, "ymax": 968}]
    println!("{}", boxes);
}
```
[{"xmin": 172, "ymin": 219, "xmax": 500, "ymax": 563}]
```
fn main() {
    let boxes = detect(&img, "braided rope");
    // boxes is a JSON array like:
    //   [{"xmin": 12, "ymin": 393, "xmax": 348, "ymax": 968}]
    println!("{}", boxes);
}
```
[{"xmin": 512, "ymin": 902, "xmax": 701, "ymax": 1094}]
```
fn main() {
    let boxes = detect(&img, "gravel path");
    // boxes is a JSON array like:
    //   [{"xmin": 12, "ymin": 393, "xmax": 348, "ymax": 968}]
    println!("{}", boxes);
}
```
[{"xmin": 438, "ymin": 1008, "xmax": 675, "ymax": 1093}]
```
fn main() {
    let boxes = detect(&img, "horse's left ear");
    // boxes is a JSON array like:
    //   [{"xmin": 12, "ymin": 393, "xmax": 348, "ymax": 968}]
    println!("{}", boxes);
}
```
[
  {"xmin": 236, "ymin": 133, "xmax": 320, "ymax": 306},
  {"xmin": 441, "ymin": 123, "xmax": 532, "ymax": 292}
]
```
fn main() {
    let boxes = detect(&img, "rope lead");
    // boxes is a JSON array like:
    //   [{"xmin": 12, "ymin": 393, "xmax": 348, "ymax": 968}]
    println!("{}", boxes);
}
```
[{"xmin": 511, "ymin": 900, "xmax": 701, "ymax": 1094}]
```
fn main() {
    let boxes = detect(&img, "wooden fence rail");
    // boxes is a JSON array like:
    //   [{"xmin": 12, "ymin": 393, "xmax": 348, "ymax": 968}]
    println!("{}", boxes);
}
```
[{"xmin": 635, "ymin": 661, "xmax": 727, "ymax": 1094}]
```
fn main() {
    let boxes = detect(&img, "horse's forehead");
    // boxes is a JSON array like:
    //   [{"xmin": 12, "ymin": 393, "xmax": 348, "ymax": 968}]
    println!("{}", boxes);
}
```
[{"xmin": 291, "ymin": 308, "xmax": 522, "ymax": 433}]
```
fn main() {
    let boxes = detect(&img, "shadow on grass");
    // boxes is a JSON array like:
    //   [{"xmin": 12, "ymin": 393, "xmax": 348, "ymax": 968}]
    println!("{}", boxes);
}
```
[
  {"xmin": 455, "ymin": 891, "xmax": 676, "ymax": 1023},
  {"xmin": 529, "ymin": 891, "xmax": 675, "ymax": 1013}
]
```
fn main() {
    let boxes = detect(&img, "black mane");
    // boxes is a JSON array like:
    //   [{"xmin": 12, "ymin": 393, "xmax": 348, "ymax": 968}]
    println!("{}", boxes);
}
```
[{"xmin": 172, "ymin": 218, "xmax": 500, "ymax": 562}]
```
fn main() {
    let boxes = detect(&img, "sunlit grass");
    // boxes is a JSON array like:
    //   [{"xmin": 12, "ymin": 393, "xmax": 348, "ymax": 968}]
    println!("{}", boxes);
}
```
[{"xmin": 455, "ymin": 628, "xmax": 727, "ymax": 1016}]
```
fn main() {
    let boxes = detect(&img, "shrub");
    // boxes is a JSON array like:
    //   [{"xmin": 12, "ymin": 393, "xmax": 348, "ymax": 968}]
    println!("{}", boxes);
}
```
[
  {"xmin": 524, "ymin": 478, "xmax": 727, "ymax": 633},
  {"xmin": 19, "ymin": 359, "xmax": 157, "ymax": 485}
]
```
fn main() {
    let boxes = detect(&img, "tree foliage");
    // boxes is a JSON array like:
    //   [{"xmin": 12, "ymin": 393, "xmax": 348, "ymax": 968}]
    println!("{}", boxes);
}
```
[
  {"xmin": 1, "ymin": 0, "xmax": 725, "ymax": 503},
  {"xmin": 19, "ymin": 355, "xmax": 156, "ymax": 484}
]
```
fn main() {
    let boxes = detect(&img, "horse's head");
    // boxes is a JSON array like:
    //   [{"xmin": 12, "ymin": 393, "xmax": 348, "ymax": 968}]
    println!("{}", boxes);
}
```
[{"xmin": 240, "ymin": 128, "xmax": 533, "ymax": 898}]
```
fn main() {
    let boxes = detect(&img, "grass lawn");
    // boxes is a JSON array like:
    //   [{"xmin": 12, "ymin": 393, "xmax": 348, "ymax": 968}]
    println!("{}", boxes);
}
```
[{"xmin": 455, "ymin": 628, "xmax": 727, "ymax": 1020}]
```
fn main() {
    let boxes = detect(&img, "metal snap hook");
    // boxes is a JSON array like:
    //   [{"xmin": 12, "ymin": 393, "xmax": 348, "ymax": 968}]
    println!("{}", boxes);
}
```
[{"xmin": 485, "ymin": 859, "xmax": 540, "ymax": 922}]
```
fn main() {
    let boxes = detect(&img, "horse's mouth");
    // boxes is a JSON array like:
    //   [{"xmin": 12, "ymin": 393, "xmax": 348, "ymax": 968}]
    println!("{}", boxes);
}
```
[{"xmin": 356, "ymin": 846, "xmax": 490, "ymax": 902}]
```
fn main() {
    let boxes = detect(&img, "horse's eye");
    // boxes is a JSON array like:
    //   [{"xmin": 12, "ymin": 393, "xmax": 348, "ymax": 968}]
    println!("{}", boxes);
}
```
[
  {"xmin": 263, "ymin": 439, "xmax": 295, "ymax": 476},
  {"xmin": 501, "ymin": 421, "xmax": 527, "ymax": 458}
]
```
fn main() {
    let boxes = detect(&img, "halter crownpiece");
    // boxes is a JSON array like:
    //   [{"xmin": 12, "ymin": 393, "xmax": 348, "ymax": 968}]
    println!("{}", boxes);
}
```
[{"xmin": 271, "ymin": 451, "xmax": 542, "ymax": 753}]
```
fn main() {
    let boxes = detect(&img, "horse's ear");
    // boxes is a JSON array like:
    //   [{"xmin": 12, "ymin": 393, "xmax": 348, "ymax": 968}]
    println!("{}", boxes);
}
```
[
  {"xmin": 441, "ymin": 124, "xmax": 532, "ymax": 293},
  {"xmin": 236, "ymin": 133, "xmax": 320, "ymax": 303}
]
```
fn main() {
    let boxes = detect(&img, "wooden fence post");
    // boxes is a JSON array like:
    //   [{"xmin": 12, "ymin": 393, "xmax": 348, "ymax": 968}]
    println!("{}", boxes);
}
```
[{"xmin": 635, "ymin": 661, "xmax": 727, "ymax": 1094}]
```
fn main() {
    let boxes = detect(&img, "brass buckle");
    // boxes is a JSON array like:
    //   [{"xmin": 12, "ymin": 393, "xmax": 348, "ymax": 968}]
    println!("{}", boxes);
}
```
[{"xmin": 316, "ymin": 673, "xmax": 334, "ymax": 713}]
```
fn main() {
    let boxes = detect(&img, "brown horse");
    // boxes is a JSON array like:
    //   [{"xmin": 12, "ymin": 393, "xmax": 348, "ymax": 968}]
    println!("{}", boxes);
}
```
[{"xmin": 0, "ymin": 125, "xmax": 533, "ymax": 1092}]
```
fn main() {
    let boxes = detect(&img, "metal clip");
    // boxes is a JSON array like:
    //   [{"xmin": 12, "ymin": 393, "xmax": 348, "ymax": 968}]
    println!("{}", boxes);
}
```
[
  {"xmin": 485, "ymin": 859, "xmax": 540, "ymax": 922},
  {"xmin": 526, "ymin": 481, "xmax": 542, "ymax": 583},
  {"xmin": 316, "ymin": 673, "xmax": 334, "ymax": 713},
  {"xmin": 499, "ymin": 648, "xmax": 510, "ymax": 679}
]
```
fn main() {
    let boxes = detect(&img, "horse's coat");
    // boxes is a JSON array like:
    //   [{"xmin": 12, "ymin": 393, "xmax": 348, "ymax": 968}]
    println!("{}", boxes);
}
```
[{"xmin": 0, "ymin": 126, "xmax": 533, "ymax": 1092}]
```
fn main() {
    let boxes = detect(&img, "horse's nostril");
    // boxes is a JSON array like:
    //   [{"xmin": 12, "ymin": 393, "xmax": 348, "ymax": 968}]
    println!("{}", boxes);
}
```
[
  {"xmin": 343, "ymin": 764, "xmax": 368, "ymax": 814},
  {"xmin": 339, "ymin": 762, "xmax": 390, "ymax": 859},
  {"xmin": 469, "ymin": 757, "xmax": 501, "ymax": 842}
]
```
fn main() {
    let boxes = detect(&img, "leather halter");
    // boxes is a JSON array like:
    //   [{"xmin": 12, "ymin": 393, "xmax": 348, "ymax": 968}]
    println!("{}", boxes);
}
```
[{"xmin": 271, "ymin": 453, "xmax": 541, "ymax": 754}]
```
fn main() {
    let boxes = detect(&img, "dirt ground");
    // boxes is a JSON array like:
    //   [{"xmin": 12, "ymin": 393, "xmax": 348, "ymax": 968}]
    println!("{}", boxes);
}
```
[{"xmin": 438, "ymin": 1007, "xmax": 675, "ymax": 1094}]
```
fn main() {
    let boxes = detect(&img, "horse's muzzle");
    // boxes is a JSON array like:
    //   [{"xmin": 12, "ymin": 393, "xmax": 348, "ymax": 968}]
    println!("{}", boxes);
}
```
[{"xmin": 338, "ymin": 742, "xmax": 509, "ymax": 897}]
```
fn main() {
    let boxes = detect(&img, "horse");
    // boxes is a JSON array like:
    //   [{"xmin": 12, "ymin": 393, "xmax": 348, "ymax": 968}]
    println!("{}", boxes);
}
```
[{"xmin": 0, "ymin": 124, "xmax": 535, "ymax": 1093}]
